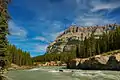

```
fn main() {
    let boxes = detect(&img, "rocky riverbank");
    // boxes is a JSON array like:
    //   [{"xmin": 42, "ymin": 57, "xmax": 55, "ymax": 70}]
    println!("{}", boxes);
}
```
[
  {"xmin": 67, "ymin": 50, "xmax": 120, "ymax": 70},
  {"xmin": 8, "ymin": 64, "xmax": 34, "ymax": 70},
  {"xmin": 34, "ymin": 61, "xmax": 67, "ymax": 67}
]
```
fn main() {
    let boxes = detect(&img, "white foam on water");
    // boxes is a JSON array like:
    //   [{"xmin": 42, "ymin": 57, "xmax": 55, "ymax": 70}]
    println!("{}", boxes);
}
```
[
  {"xmin": 72, "ymin": 71, "xmax": 101, "ymax": 77},
  {"xmin": 94, "ymin": 72, "xmax": 120, "ymax": 80},
  {"xmin": 48, "ymin": 70, "xmax": 59, "ymax": 73},
  {"xmin": 72, "ymin": 70, "xmax": 120, "ymax": 80},
  {"xmin": 27, "ymin": 68, "xmax": 40, "ymax": 71},
  {"xmin": 63, "ymin": 70, "xmax": 72, "ymax": 73}
]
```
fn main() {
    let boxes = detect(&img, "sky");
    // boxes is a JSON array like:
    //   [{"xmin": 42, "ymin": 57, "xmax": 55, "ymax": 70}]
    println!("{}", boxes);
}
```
[{"xmin": 8, "ymin": 0, "xmax": 120, "ymax": 57}]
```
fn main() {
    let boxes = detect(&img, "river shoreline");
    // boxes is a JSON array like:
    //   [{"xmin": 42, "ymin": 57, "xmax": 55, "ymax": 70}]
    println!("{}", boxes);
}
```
[
  {"xmin": 8, "ymin": 63, "xmax": 36, "ymax": 71},
  {"xmin": 8, "ymin": 49, "xmax": 120, "ymax": 71},
  {"xmin": 7, "ymin": 66, "xmax": 120, "ymax": 80}
]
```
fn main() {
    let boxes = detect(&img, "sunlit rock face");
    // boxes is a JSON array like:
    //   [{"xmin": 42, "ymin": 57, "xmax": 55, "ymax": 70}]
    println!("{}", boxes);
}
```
[
  {"xmin": 47, "ymin": 24, "xmax": 118, "ymax": 54},
  {"xmin": 67, "ymin": 51, "xmax": 120, "ymax": 70}
]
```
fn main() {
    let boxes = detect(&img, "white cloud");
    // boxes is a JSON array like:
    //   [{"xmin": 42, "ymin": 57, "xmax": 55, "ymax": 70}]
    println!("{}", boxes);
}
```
[
  {"xmin": 8, "ymin": 20, "xmax": 27, "ymax": 38},
  {"xmin": 72, "ymin": 0, "xmax": 118, "ymax": 26},
  {"xmin": 45, "ymin": 20, "xmax": 63, "ymax": 32},
  {"xmin": 91, "ymin": 1, "xmax": 120, "ymax": 12},
  {"xmin": 50, "ymin": 30, "xmax": 64, "ymax": 39},
  {"xmin": 32, "ymin": 20, "xmax": 64, "ymax": 43},
  {"xmin": 33, "ymin": 36, "xmax": 49, "ymax": 42},
  {"xmin": 33, "ymin": 44, "xmax": 48, "ymax": 52},
  {"xmin": 76, "ymin": 0, "xmax": 80, "ymax": 4},
  {"xmin": 42, "ymin": 30, "xmax": 64, "ymax": 41},
  {"xmin": 8, "ymin": 0, "xmax": 120, "ymax": 57},
  {"xmin": 51, "ymin": 22, "xmax": 62, "ymax": 30},
  {"xmin": 73, "ymin": 15, "xmax": 116, "ymax": 26}
]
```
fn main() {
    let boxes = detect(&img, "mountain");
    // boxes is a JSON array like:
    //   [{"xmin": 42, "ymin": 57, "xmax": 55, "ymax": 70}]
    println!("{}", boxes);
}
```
[{"xmin": 47, "ymin": 24, "xmax": 119, "ymax": 54}]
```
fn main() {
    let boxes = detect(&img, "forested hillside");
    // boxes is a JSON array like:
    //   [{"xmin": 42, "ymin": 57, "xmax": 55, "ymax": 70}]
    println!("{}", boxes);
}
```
[
  {"xmin": 33, "ymin": 52, "xmax": 76, "ymax": 63},
  {"xmin": 76, "ymin": 26, "xmax": 120, "ymax": 58},
  {"xmin": 0, "ymin": 0, "xmax": 33, "ymax": 67},
  {"xmin": 8, "ymin": 44, "xmax": 33, "ymax": 66}
]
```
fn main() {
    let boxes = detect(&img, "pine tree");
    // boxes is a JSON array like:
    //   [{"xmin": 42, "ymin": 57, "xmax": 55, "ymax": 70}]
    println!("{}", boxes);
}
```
[
  {"xmin": 0, "ymin": 0, "xmax": 10, "ymax": 71},
  {"xmin": 0, "ymin": 0, "xmax": 10, "ymax": 79}
]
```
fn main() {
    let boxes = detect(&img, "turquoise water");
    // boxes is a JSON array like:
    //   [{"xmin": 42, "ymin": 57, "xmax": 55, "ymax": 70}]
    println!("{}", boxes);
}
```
[{"xmin": 7, "ymin": 67, "xmax": 120, "ymax": 80}]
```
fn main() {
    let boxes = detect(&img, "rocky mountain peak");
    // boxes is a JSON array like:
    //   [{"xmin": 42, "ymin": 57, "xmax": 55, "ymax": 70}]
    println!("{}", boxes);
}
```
[{"xmin": 47, "ymin": 24, "xmax": 119, "ymax": 54}]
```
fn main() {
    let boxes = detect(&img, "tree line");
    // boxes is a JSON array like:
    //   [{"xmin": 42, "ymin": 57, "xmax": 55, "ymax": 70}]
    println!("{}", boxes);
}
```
[
  {"xmin": 7, "ymin": 44, "xmax": 33, "ymax": 66},
  {"xmin": 33, "ymin": 51, "xmax": 76, "ymax": 63},
  {"xmin": 76, "ymin": 25, "xmax": 120, "ymax": 58}
]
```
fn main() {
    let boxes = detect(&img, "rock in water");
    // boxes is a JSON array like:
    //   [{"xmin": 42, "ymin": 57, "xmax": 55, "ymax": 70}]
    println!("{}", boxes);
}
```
[{"xmin": 59, "ymin": 69, "xmax": 63, "ymax": 72}]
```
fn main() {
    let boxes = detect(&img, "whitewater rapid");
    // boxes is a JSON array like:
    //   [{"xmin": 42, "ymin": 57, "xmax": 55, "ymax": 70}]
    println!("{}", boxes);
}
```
[{"xmin": 7, "ymin": 67, "xmax": 120, "ymax": 80}]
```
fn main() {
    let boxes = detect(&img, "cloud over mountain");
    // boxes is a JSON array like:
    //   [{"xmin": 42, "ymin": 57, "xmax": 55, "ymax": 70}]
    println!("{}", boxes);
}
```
[{"xmin": 8, "ymin": 0, "xmax": 120, "ymax": 56}]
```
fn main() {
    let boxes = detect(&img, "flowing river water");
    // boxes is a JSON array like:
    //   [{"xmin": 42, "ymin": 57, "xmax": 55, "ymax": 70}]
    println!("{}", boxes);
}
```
[{"xmin": 6, "ymin": 67, "xmax": 120, "ymax": 80}]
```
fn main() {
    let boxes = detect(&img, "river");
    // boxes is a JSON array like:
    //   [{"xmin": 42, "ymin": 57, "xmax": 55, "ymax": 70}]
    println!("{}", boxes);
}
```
[{"xmin": 6, "ymin": 67, "xmax": 120, "ymax": 80}]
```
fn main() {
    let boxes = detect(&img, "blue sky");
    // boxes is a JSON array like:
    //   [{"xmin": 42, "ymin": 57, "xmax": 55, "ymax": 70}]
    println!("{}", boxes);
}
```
[{"xmin": 8, "ymin": 0, "xmax": 120, "ymax": 57}]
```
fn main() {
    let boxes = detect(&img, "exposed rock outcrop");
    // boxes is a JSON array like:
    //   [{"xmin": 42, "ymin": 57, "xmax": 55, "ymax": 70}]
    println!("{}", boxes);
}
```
[
  {"xmin": 8, "ymin": 64, "xmax": 34, "ymax": 70},
  {"xmin": 47, "ymin": 24, "xmax": 119, "ymax": 54},
  {"xmin": 34, "ymin": 61, "xmax": 67, "ymax": 66},
  {"xmin": 67, "ymin": 50, "xmax": 120, "ymax": 70}
]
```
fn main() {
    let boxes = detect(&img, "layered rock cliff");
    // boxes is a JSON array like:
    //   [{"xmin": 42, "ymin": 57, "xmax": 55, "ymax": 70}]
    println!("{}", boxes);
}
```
[{"xmin": 47, "ymin": 24, "xmax": 118, "ymax": 54}]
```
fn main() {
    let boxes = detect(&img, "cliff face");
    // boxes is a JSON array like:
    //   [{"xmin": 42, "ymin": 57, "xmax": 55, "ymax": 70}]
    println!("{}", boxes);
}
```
[
  {"xmin": 67, "ymin": 50, "xmax": 120, "ymax": 70},
  {"xmin": 47, "ymin": 24, "xmax": 118, "ymax": 54}
]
